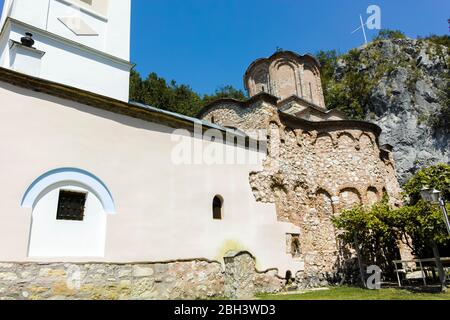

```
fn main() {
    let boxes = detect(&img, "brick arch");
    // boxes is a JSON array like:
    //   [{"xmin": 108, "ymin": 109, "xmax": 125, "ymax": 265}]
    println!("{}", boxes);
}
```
[
  {"xmin": 311, "ymin": 188, "xmax": 338, "ymax": 253},
  {"xmin": 295, "ymin": 130, "xmax": 314, "ymax": 148},
  {"xmin": 366, "ymin": 186, "xmax": 380, "ymax": 206},
  {"xmin": 270, "ymin": 59, "xmax": 300, "ymax": 99},
  {"xmin": 337, "ymin": 131, "xmax": 357, "ymax": 150},
  {"xmin": 268, "ymin": 120, "xmax": 283, "ymax": 138},
  {"xmin": 283, "ymin": 127, "xmax": 296, "ymax": 144},
  {"xmin": 267, "ymin": 121, "xmax": 283, "ymax": 157},
  {"xmin": 293, "ymin": 181, "xmax": 310, "ymax": 206},
  {"xmin": 268, "ymin": 118, "xmax": 281, "ymax": 127},
  {"xmin": 302, "ymin": 62, "xmax": 322, "ymax": 106},
  {"xmin": 359, "ymin": 132, "xmax": 375, "ymax": 149},
  {"xmin": 271, "ymin": 58, "xmax": 300, "ymax": 71},
  {"xmin": 271, "ymin": 183, "xmax": 291, "ymax": 221},
  {"xmin": 338, "ymin": 187, "xmax": 362, "ymax": 211},
  {"xmin": 249, "ymin": 64, "xmax": 270, "ymax": 96},
  {"xmin": 315, "ymin": 188, "xmax": 335, "ymax": 217},
  {"xmin": 313, "ymin": 132, "xmax": 334, "ymax": 146},
  {"xmin": 303, "ymin": 131, "xmax": 314, "ymax": 145}
]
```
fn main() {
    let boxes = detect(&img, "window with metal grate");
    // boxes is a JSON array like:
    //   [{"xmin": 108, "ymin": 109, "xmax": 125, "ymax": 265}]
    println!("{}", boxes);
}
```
[{"xmin": 56, "ymin": 190, "xmax": 87, "ymax": 221}]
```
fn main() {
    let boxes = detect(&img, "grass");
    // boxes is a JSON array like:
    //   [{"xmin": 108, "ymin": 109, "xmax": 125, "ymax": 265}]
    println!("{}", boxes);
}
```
[{"xmin": 257, "ymin": 286, "xmax": 450, "ymax": 300}]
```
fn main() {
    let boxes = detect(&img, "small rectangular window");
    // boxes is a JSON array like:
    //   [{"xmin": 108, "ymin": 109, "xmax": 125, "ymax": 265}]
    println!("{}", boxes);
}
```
[
  {"xmin": 56, "ymin": 190, "xmax": 87, "ymax": 221},
  {"xmin": 286, "ymin": 234, "xmax": 301, "ymax": 258}
]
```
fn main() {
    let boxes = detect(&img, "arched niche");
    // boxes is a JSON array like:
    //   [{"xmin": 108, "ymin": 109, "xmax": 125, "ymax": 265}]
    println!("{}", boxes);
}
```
[
  {"xmin": 271, "ymin": 183, "xmax": 290, "ymax": 221},
  {"xmin": 21, "ymin": 168, "xmax": 115, "ymax": 258},
  {"xmin": 339, "ymin": 187, "xmax": 362, "ymax": 209},
  {"xmin": 337, "ymin": 132, "xmax": 356, "ymax": 148},
  {"xmin": 314, "ymin": 132, "xmax": 334, "ymax": 152},
  {"xmin": 367, "ymin": 187, "xmax": 379, "ymax": 206},
  {"xmin": 302, "ymin": 63, "xmax": 322, "ymax": 105},
  {"xmin": 359, "ymin": 133, "xmax": 375, "ymax": 150},
  {"xmin": 251, "ymin": 66, "xmax": 270, "ymax": 95},
  {"xmin": 316, "ymin": 189, "xmax": 335, "ymax": 219},
  {"xmin": 312, "ymin": 188, "xmax": 338, "ymax": 252},
  {"xmin": 271, "ymin": 60, "xmax": 299, "ymax": 100}
]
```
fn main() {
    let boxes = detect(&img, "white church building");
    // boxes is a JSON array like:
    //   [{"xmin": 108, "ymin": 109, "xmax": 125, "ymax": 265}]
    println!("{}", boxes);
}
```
[
  {"xmin": 0, "ymin": 0, "xmax": 405, "ymax": 299},
  {"xmin": 0, "ymin": 0, "xmax": 303, "ymax": 278}
]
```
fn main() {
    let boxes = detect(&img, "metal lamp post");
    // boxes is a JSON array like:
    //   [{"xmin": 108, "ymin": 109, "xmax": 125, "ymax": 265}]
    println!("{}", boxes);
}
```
[
  {"xmin": 420, "ymin": 186, "xmax": 449, "ymax": 290},
  {"xmin": 420, "ymin": 187, "xmax": 450, "ymax": 236}
]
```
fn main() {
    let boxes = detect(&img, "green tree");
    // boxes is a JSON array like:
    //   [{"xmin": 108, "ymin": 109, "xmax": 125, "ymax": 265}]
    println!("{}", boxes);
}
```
[
  {"xmin": 129, "ymin": 70, "xmax": 246, "ymax": 117},
  {"xmin": 317, "ymin": 49, "xmax": 371, "ymax": 120},
  {"xmin": 374, "ymin": 29, "xmax": 407, "ymax": 41},
  {"xmin": 403, "ymin": 164, "xmax": 450, "ymax": 205},
  {"xmin": 333, "ymin": 164, "xmax": 450, "ymax": 289},
  {"xmin": 128, "ymin": 70, "xmax": 202, "ymax": 117},
  {"xmin": 172, "ymin": 83, "xmax": 202, "ymax": 117},
  {"xmin": 393, "ymin": 201, "xmax": 450, "ymax": 290},
  {"xmin": 202, "ymin": 85, "xmax": 247, "ymax": 106},
  {"xmin": 316, "ymin": 50, "xmax": 338, "ymax": 86},
  {"xmin": 333, "ymin": 201, "xmax": 401, "ymax": 281},
  {"xmin": 392, "ymin": 201, "xmax": 450, "ymax": 258},
  {"xmin": 129, "ymin": 69, "xmax": 144, "ymax": 103},
  {"xmin": 419, "ymin": 34, "xmax": 450, "ymax": 49}
]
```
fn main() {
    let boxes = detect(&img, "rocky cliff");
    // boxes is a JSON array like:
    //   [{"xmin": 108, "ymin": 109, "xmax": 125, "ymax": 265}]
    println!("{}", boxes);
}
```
[{"xmin": 322, "ymin": 37, "xmax": 449, "ymax": 183}]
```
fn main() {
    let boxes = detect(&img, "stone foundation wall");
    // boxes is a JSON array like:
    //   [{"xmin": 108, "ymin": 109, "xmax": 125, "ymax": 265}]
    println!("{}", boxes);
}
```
[
  {"xmin": 224, "ymin": 252, "xmax": 285, "ymax": 299},
  {"xmin": 0, "ymin": 253, "xmax": 285, "ymax": 300}
]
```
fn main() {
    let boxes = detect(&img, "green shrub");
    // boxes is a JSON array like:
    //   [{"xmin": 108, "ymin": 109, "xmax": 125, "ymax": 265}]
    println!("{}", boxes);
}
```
[{"xmin": 374, "ymin": 29, "xmax": 407, "ymax": 41}]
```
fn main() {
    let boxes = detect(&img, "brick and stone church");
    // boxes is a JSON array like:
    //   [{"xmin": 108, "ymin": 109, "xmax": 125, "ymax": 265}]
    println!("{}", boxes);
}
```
[{"xmin": 0, "ymin": 0, "xmax": 405, "ymax": 299}]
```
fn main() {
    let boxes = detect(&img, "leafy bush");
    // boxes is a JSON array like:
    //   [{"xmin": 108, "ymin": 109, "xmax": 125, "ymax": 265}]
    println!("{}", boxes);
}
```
[
  {"xmin": 317, "ymin": 47, "xmax": 392, "ymax": 120},
  {"xmin": 129, "ymin": 70, "xmax": 246, "ymax": 117},
  {"xmin": 393, "ymin": 201, "xmax": 450, "ymax": 258},
  {"xmin": 333, "ymin": 164, "xmax": 450, "ymax": 279},
  {"xmin": 374, "ymin": 29, "xmax": 407, "ymax": 41},
  {"xmin": 423, "ymin": 34, "xmax": 450, "ymax": 49},
  {"xmin": 333, "ymin": 201, "xmax": 401, "ymax": 278},
  {"xmin": 403, "ymin": 163, "xmax": 450, "ymax": 205}
]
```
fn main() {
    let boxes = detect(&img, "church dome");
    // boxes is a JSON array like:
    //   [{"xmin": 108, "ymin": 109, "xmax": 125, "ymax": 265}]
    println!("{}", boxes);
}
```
[{"xmin": 243, "ymin": 51, "xmax": 326, "ymax": 108}]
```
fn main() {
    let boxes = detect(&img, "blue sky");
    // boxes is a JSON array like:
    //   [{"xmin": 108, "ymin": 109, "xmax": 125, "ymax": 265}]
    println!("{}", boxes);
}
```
[{"xmin": 1, "ymin": 0, "xmax": 449, "ymax": 94}]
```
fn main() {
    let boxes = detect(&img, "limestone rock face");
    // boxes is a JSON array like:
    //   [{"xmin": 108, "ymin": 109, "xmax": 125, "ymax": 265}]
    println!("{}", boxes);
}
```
[
  {"xmin": 0, "ymin": 254, "xmax": 285, "ymax": 300},
  {"xmin": 334, "ymin": 39, "xmax": 449, "ymax": 183}
]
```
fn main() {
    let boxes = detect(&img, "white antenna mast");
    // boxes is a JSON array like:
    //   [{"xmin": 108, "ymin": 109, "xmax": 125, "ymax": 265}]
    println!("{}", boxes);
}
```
[
  {"xmin": 360, "ymin": 14, "xmax": 368, "ymax": 44},
  {"xmin": 351, "ymin": 14, "xmax": 369, "ymax": 44}
]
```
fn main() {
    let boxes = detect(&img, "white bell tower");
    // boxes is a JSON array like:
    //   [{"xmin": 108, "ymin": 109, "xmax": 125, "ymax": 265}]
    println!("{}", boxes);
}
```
[{"xmin": 0, "ymin": 0, "xmax": 132, "ymax": 101}]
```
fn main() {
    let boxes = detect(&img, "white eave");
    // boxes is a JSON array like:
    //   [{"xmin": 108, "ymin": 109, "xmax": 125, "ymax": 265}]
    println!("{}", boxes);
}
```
[{"xmin": 2, "ymin": 17, "xmax": 134, "ymax": 69}]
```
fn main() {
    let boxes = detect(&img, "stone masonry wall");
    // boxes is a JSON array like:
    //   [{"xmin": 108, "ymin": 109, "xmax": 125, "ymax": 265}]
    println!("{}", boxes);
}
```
[
  {"xmin": 201, "ymin": 101, "xmax": 403, "ymax": 287},
  {"xmin": 0, "ymin": 253, "xmax": 285, "ymax": 300},
  {"xmin": 224, "ymin": 252, "xmax": 285, "ymax": 299}
]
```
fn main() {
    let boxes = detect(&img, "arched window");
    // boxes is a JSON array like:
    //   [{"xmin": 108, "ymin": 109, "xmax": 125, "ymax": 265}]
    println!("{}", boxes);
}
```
[{"xmin": 213, "ymin": 196, "xmax": 223, "ymax": 220}]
